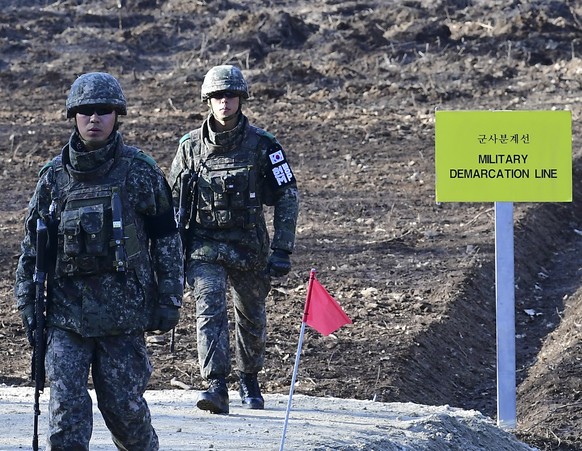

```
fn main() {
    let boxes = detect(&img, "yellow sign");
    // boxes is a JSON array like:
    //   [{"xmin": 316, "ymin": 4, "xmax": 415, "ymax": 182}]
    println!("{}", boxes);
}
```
[{"xmin": 435, "ymin": 110, "xmax": 572, "ymax": 202}]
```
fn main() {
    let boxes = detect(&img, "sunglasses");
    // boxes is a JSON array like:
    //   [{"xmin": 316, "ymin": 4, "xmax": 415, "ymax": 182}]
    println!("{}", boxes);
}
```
[
  {"xmin": 76, "ymin": 106, "xmax": 115, "ymax": 116},
  {"xmin": 209, "ymin": 91, "xmax": 239, "ymax": 99}
]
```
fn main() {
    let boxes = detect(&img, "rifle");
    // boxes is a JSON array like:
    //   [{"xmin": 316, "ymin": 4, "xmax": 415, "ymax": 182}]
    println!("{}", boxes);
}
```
[
  {"xmin": 170, "ymin": 170, "xmax": 196, "ymax": 352},
  {"xmin": 32, "ymin": 218, "xmax": 48, "ymax": 451},
  {"xmin": 176, "ymin": 170, "xmax": 195, "ymax": 245}
]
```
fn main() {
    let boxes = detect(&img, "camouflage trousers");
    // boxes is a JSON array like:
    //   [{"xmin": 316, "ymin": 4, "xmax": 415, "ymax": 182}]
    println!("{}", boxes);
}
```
[
  {"xmin": 45, "ymin": 327, "xmax": 158, "ymax": 451},
  {"xmin": 187, "ymin": 261, "xmax": 271, "ymax": 379}
]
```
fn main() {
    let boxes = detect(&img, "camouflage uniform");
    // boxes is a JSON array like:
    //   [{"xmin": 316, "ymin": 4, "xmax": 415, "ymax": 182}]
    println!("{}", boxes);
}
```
[
  {"xmin": 14, "ymin": 73, "xmax": 183, "ymax": 450},
  {"xmin": 168, "ymin": 65, "xmax": 299, "ymax": 412}
]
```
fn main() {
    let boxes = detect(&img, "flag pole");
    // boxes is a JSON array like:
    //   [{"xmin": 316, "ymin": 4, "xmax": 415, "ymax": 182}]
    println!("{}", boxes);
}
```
[
  {"xmin": 302, "ymin": 269, "xmax": 316, "ymax": 323},
  {"xmin": 279, "ymin": 321, "xmax": 306, "ymax": 451},
  {"xmin": 279, "ymin": 269, "xmax": 316, "ymax": 451}
]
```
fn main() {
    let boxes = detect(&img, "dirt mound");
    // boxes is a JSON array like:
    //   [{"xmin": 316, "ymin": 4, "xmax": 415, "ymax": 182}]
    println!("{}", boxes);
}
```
[{"xmin": 1, "ymin": 1, "xmax": 581, "ymax": 449}]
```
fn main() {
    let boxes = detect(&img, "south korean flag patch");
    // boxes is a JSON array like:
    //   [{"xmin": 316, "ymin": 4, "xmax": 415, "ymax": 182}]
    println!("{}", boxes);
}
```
[
  {"xmin": 267, "ymin": 144, "xmax": 295, "ymax": 188},
  {"xmin": 269, "ymin": 149, "xmax": 284, "ymax": 165}
]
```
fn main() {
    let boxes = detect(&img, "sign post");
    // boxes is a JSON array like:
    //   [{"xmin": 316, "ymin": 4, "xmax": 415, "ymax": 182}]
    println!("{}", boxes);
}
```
[
  {"xmin": 435, "ymin": 110, "xmax": 572, "ymax": 429},
  {"xmin": 495, "ymin": 201, "xmax": 516, "ymax": 429}
]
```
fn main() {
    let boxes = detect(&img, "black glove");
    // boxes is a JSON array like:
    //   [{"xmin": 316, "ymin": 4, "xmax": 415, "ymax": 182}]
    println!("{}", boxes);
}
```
[
  {"xmin": 20, "ymin": 304, "xmax": 35, "ymax": 347},
  {"xmin": 154, "ymin": 305, "xmax": 180, "ymax": 333},
  {"xmin": 267, "ymin": 249, "xmax": 291, "ymax": 277}
]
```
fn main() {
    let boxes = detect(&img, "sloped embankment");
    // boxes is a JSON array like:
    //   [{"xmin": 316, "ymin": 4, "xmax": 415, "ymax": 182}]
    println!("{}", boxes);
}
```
[{"xmin": 388, "ymin": 153, "xmax": 582, "ymax": 450}]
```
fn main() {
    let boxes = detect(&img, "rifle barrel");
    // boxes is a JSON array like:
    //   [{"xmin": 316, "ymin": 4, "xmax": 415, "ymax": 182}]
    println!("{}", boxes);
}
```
[{"xmin": 32, "ymin": 218, "xmax": 48, "ymax": 451}]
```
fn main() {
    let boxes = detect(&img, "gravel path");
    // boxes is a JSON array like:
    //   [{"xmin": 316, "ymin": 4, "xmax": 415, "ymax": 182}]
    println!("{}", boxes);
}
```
[{"xmin": 0, "ymin": 386, "xmax": 536, "ymax": 450}]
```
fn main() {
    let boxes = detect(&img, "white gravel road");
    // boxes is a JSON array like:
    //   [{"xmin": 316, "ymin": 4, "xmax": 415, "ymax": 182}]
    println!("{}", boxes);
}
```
[{"xmin": 0, "ymin": 385, "xmax": 536, "ymax": 450}]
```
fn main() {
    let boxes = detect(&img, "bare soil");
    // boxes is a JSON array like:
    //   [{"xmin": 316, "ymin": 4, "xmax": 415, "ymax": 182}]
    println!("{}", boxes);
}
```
[{"xmin": 1, "ymin": 1, "xmax": 581, "ymax": 450}]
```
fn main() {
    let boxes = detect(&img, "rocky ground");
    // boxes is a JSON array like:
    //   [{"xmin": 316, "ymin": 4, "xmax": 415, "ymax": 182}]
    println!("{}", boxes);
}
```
[{"xmin": 1, "ymin": 1, "xmax": 581, "ymax": 450}]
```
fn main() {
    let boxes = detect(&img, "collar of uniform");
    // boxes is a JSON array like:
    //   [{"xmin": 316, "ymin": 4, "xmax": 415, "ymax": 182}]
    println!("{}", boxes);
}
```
[
  {"xmin": 204, "ymin": 114, "xmax": 246, "ymax": 152},
  {"xmin": 68, "ymin": 131, "xmax": 118, "ymax": 171},
  {"xmin": 65, "ymin": 131, "xmax": 119, "ymax": 180}
]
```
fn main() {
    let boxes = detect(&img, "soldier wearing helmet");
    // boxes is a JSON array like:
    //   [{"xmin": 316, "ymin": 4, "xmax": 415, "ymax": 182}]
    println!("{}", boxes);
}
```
[
  {"xmin": 66, "ymin": 72, "xmax": 128, "ymax": 118},
  {"xmin": 15, "ymin": 72, "xmax": 184, "ymax": 450},
  {"xmin": 169, "ymin": 65, "xmax": 299, "ymax": 415}
]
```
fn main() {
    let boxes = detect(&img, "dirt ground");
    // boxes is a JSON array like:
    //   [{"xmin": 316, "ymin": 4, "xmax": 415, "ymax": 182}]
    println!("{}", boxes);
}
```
[{"xmin": 0, "ymin": 1, "xmax": 581, "ymax": 450}]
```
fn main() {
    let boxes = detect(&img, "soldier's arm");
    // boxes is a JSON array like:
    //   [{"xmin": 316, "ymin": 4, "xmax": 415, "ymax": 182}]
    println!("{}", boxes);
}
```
[
  {"xmin": 168, "ymin": 133, "xmax": 192, "ymax": 208},
  {"xmin": 262, "ymin": 138, "xmax": 300, "ymax": 253},
  {"xmin": 272, "ymin": 185, "xmax": 299, "ymax": 253},
  {"xmin": 130, "ymin": 159, "xmax": 184, "ymax": 300},
  {"xmin": 15, "ymin": 171, "xmax": 53, "ymax": 311}
]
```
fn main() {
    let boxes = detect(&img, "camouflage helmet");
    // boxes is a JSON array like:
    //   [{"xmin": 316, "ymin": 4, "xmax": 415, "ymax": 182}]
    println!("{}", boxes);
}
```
[
  {"xmin": 66, "ymin": 72, "xmax": 127, "ymax": 118},
  {"xmin": 201, "ymin": 65, "xmax": 249, "ymax": 101}
]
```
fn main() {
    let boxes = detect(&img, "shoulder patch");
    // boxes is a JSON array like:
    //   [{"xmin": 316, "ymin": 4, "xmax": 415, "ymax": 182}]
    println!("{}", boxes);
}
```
[
  {"xmin": 134, "ymin": 151, "xmax": 158, "ymax": 168},
  {"xmin": 266, "ymin": 143, "xmax": 295, "ymax": 189},
  {"xmin": 267, "ymin": 143, "xmax": 285, "ymax": 164},
  {"xmin": 38, "ymin": 160, "xmax": 53, "ymax": 177},
  {"xmin": 256, "ymin": 128, "xmax": 276, "ymax": 141},
  {"xmin": 179, "ymin": 133, "xmax": 191, "ymax": 145}
]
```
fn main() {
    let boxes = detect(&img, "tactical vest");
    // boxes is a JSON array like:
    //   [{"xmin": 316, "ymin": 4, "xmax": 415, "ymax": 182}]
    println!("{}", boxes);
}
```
[
  {"xmin": 48, "ymin": 147, "xmax": 149, "ymax": 279},
  {"xmin": 191, "ymin": 128, "xmax": 262, "ymax": 230}
]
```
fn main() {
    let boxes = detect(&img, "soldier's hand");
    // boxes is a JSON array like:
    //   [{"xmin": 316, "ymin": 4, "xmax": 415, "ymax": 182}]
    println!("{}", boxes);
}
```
[
  {"xmin": 20, "ymin": 304, "xmax": 36, "ymax": 346},
  {"xmin": 154, "ymin": 305, "xmax": 180, "ymax": 333},
  {"xmin": 267, "ymin": 249, "xmax": 291, "ymax": 277}
]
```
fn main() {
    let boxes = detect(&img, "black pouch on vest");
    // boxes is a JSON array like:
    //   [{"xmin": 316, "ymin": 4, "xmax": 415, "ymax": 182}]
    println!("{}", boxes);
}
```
[{"xmin": 80, "ymin": 204, "xmax": 107, "ymax": 256}]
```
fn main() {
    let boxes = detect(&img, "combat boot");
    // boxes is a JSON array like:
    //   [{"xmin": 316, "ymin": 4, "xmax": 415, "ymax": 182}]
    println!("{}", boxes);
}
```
[
  {"xmin": 239, "ymin": 372, "xmax": 264, "ymax": 409},
  {"xmin": 197, "ymin": 377, "xmax": 229, "ymax": 414}
]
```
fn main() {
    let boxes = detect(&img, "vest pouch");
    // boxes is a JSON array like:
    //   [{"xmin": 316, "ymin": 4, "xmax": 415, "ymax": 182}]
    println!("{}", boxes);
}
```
[
  {"xmin": 196, "ymin": 162, "xmax": 252, "ymax": 229},
  {"xmin": 214, "ymin": 192, "xmax": 229, "ymax": 209},
  {"xmin": 197, "ymin": 185, "xmax": 217, "ymax": 228},
  {"xmin": 210, "ymin": 176, "xmax": 229, "ymax": 209},
  {"xmin": 74, "ymin": 255, "xmax": 100, "ymax": 274},
  {"xmin": 79, "ymin": 204, "xmax": 108, "ymax": 256},
  {"xmin": 215, "ymin": 210, "xmax": 233, "ymax": 227},
  {"xmin": 61, "ymin": 209, "xmax": 82, "ymax": 256},
  {"xmin": 210, "ymin": 179, "xmax": 234, "ymax": 228},
  {"xmin": 231, "ymin": 170, "xmax": 249, "ymax": 209}
]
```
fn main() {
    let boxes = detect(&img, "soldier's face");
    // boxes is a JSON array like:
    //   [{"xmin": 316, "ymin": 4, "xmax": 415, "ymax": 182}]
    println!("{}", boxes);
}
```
[
  {"xmin": 209, "ymin": 92, "xmax": 240, "ymax": 125},
  {"xmin": 75, "ymin": 106, "xmax": 117, "ymax": 148}
]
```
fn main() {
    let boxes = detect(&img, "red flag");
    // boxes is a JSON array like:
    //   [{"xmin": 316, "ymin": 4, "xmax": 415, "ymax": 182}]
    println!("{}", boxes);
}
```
[{"xmin": 304, "ymin": 271, "xmax": 352, "ymax": 336}]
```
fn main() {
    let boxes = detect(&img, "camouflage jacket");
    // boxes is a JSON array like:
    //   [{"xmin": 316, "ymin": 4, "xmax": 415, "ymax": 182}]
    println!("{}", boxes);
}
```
[
  {"xmin": 168, "ymin": 114, "xmax": 299, "ymax": 269},
  {"xmin": 14, "ymin": 132, "xmax": 183, "ymax": 337}
]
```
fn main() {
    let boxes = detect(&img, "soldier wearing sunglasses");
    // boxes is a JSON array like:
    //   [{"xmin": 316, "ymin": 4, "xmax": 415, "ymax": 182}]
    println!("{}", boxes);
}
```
[
  {"xmin": 169, "ymin": 65, "xmax": 299, "ymax": 415},
  {"xmin": 15, "ymin": 72, "xmax": 183, "ymax": 450}
]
